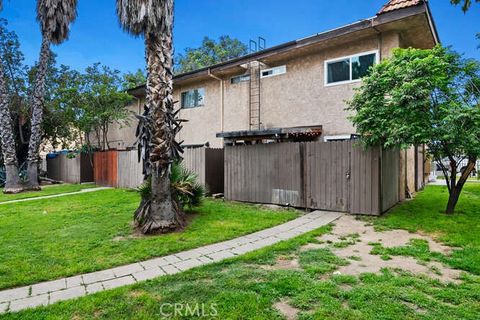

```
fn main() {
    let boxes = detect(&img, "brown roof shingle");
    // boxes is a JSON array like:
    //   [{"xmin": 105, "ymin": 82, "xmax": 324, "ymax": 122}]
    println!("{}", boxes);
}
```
[{"xmin": 378, "ymin": 0, "xmax": 424, "ymax": 14}]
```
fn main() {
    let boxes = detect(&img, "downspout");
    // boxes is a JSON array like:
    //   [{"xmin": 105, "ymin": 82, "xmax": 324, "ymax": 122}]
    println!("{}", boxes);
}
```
[
  {"xmin": 370, "ymin": 18, "xmax": 383, "ymax": 61},
  {"xmin": 208, "ymin": 68, "xmax": 225, "ymax": 134},
  {"xmin": 132, "ymin": 96, "xmax": 141, "ymax": 114},
  {"xmin": 371, "ymin": 18, "xmax": 384, "ymax": 210}
]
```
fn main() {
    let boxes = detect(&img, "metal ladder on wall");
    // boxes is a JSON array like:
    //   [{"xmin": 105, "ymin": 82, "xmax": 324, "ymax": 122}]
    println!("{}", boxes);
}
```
[{"xmin": 249, "ymin": 61, "xmax": 261, "ymax": 130}]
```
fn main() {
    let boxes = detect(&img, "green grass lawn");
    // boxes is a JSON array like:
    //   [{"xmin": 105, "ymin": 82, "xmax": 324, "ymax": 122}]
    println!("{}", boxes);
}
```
[
  {"xmin": 374, "ymin": 184, "xmax": 480, "ymax": 275},
  {"xmin": 0, "ymin": 184, "xmax": 97, "ymax": 203},
  {"xmin": 2, "ymin": 185, "xmax": 480, "ymax": 319},
  {"xmin": 0, "ymin": 189, "xmax": 298, "ymax": 290},
  {"xmin": 4, "ymin": 224, "xmax": 480, "ymax": 319}
]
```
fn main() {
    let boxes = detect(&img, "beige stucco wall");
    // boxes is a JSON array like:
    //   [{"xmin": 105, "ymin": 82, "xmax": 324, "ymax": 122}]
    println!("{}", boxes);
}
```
[
  {"xmin": 258, "ymin": 36, "xmax": 378, "ymax": 137},
  {"xmin": 174, "ymin": 80, "xmax": 224, "ymax": 148},
  {"xmin": 102, "ymin": 32, "xmax": 401, "ymax": 149}
]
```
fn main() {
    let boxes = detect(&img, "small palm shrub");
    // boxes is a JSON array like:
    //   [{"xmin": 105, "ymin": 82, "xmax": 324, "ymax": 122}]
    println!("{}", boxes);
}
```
[{"xmin": 137, "ymin": 162, "xmax": 205, "ymax": 210}]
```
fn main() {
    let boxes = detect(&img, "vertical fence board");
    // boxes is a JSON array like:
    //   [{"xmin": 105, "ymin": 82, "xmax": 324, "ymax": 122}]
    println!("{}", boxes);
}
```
[
  {"xmin": 224, "ymin": 140, "xmax": 397, "ymax": 215},
  {"xmin": 117, "ymin": 150, "xmax": 143, "ymax": 189}
]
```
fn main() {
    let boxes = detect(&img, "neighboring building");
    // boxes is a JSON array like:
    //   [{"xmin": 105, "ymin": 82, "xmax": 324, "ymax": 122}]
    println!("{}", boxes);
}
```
[{"xmin": 105, "ymin": 0, "xmax": 438, "ymax": 150}]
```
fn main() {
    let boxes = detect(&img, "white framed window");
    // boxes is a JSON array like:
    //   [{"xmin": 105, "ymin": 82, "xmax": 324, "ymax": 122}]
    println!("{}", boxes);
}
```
[
  {"xmin": 231, "ymin": 74, "xmax": 250, "ymax": 84},
  {"xmin": 260, "ymin": 65, "xmax": 287, "ymax": 78},
  {"xmin": 324, "ymin": 50, "xmax": 379, "ymax": 86},
  {"xmin": 181, "ymin": 88, "xmax": 205, "ymax": 109}
]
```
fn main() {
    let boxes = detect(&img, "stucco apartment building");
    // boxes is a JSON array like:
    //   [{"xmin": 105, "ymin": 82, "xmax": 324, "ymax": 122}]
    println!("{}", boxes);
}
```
[{"xmin": 105, "ymin": 0, "xmax": 438, "ymax": 152}]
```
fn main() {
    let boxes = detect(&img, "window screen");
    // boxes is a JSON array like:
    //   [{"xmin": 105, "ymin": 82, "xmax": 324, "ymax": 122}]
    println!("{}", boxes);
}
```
[{"xmin": 181, "ymin": 88, "xmax": 205, "ymax": 108}]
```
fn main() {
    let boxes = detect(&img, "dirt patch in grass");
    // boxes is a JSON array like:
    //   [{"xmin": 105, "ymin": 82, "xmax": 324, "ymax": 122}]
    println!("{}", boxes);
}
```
[
  {"xmin": 401, "ymin": 301, "xmax": 427, "ymax": 314},
  {"xmin": 273, "ymin": 299, "xmax": 300, "ymax": 320},
  {"xmin": 261, "ymin": 256, "xmax": 302, "ymax": 271},
  {"xmin": 316, "ymin": 215, "xmax": 463, "ymax": 283},
  {"xmin": 299, "ymin": 243, "xmax": 326, "ymax": 251}
]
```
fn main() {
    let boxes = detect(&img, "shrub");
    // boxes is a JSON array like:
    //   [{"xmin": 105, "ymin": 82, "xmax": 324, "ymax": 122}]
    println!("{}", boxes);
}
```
[{"xmin": 137, "ymin": 162, "xmax": 205, "ymax": 210}]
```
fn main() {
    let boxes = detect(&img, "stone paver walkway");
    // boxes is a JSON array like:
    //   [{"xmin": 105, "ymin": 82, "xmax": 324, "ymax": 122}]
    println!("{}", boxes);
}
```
[
  {"xmin": 0, "ymin": 210, "xmax": 343, "ymax": 314},
  {"xmin": 0, "ymin": 187, "xmax": 112, "ymax": 205}
]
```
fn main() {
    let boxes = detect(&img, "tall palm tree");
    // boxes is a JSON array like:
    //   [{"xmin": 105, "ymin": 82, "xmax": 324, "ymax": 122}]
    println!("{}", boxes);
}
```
[
  {"xmin": 25, "ymin": 0, "xmax": 78, "ymax": 190},
  {"xmin": 117, "ymin": 0, "xmax": 184, "ymax": 234},
  {"xmin": 0, "ymin": 0, "xmax": 23, "ymax": 193}
]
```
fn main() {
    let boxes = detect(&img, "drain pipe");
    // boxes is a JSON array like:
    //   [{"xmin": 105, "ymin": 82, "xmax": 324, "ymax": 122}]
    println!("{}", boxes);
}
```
[
  {"xmin": 208, "ymin": 68, "xmax": 225, "ymax": 133},
  {"xmin": 369, "ymin": 18, "xmax": 383, "ymax": 61}
]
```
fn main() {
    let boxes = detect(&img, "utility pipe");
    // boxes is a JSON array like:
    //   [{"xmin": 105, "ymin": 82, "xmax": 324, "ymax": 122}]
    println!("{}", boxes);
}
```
[{"xmin": 208, "ymin": 68, "xmax": 225, "ymax": 133}]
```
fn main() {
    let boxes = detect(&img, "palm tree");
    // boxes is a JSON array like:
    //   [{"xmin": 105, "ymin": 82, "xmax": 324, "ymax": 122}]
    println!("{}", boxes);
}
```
[
  {"xmin": 116, "ymin": 0, "xmax": 184, "ymax": 234},
  {"xmin": 25, "ymin": 0, "xmax": 78, "ymax": 190},
  {"xmin": 0, "ymin": 0, "xmax": 23, "ymax": 193}
]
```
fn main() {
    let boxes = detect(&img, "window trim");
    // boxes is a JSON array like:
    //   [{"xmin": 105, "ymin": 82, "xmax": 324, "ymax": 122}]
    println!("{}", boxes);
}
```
[
  {"xmin": 181, "ymin": 87, "xmax": 205, "ymax": 109},
  {"xmin": 324, "ymin": 50, "xmax": 379, "ymax": 87},
  {"xmin": 260, "ymin": 65, "xmax": 287, "ymax": 79}
]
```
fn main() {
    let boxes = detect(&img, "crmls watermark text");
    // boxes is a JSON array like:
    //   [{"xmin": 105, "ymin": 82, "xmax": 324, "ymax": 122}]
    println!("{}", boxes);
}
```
[{"xmin": 159, "ymin": 303, "xmax": 218, "ymax": 317}]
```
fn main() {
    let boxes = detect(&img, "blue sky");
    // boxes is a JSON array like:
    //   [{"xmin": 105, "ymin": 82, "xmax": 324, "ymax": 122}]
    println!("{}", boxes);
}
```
[{"xmin": 1, "ymin": 0, "xmax": 479, "ymax": 73}]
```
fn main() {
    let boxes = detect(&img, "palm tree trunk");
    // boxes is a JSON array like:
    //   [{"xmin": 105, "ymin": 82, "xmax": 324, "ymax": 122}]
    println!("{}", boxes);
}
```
[
  {"xmin": 0, "ymin": 62, "xmax": 23, "ymax": 193},
  {"xmin": 134, "ymin": 30, "xmax": 183, "ymax": 234},
  {"xmin": 25, "ymin": 34, "xmax": 51, "ymax": 190}
]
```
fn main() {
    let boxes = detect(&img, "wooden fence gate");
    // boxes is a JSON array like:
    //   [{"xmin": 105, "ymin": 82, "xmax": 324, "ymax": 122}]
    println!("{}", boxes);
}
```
[
  {"xmin": 305, "ymin": 141, "xmax": 351, "ymax": 212},
  {"xmin": 93, "ymin": 151, "xmax": 118, "ymax": 187},
  {"xmin": 225, "ymin": 141, "xmax": 399, "ymax": 215}
]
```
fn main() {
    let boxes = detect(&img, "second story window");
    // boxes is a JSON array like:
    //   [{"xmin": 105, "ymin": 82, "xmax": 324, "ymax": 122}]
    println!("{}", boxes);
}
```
[
  {"xmin": 231, "ymin": 74, "xmax": 251, "ymax": 84},
  {"xmin": 261, "ymin": 65, "xmax": 287, "ymax": 78},
  {"xmin": 325, "ymin": 51, "xmax": 378, "ymax": 86},
  {"xmin": 181, "ymin": 88, "xmax": 205, "ymax": 109}
]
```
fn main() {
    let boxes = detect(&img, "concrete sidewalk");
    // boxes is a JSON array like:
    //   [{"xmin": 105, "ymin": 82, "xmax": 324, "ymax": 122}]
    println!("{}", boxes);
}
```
[
  {"xmin": 0, "ymin": 187, "xmax": 112, "ymax": 205},
  {"xmin": 0, "ymin": 210, "xmax": 343, "ymax": 314}
]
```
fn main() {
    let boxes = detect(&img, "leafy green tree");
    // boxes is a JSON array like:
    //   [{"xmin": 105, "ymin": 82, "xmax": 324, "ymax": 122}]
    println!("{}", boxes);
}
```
[
  {"xmin": 175, "ymin": 36, "xmax": 248, "ymax": 74},
  {"xmin": 451, "ymin": 0, "xmax": 479, "ymax": 12},
  {"xmin": 348, "ymin": 46, "xmax": 480, "ymax": 215},
  {"xmin": 123, "ymin": 69, "xmax": 146, "ymax": 90},
  {"xmin": 77, "ymin": 63, "xmax": 133, "ymax": 151},
  {"xmin": 41, "ymin": 64, "xmax": 82, "ymax": 149}
]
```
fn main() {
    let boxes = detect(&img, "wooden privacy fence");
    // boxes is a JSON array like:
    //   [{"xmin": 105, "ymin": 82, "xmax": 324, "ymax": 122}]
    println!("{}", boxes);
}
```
[
  {"xmin": 117, "ymin": 150, "xmax": 143, "ymax": 189},
  {"xmin": 94, "ymin": 148, "xmax": 224, "ymax": 192},
  {"xmin": 224, "ymin": 141, "xmax": 400, "ymax": 215},
  {"xmin": 183, "ymin": 147, "xmax": 224, "ymax": 194},
  {"xmin": 47, "ymin": 153, "xmax": 93, "ymax": 184}
]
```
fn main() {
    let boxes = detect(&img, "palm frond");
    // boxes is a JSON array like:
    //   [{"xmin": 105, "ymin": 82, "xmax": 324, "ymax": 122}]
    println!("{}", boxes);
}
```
[
  {"xmin": 116, "ymin": 0, "xmax": 173, "ymax": 37},
  {"xmin": 170, "ymin": 162, "xmax": 205, "ymax": 209},
  {"xmin": 136, "ymin": 162, "xmax": 205, "ymax": 209},
  {"xmin": 36, "ymin": 0, "xmax": 78, "ymax": 44}
]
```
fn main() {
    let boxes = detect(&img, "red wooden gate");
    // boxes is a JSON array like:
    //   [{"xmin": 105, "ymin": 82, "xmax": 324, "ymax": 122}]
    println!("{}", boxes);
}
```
[{"xmin": 93, "ymin": 151, "xmax": 118, "ymax": 187}]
